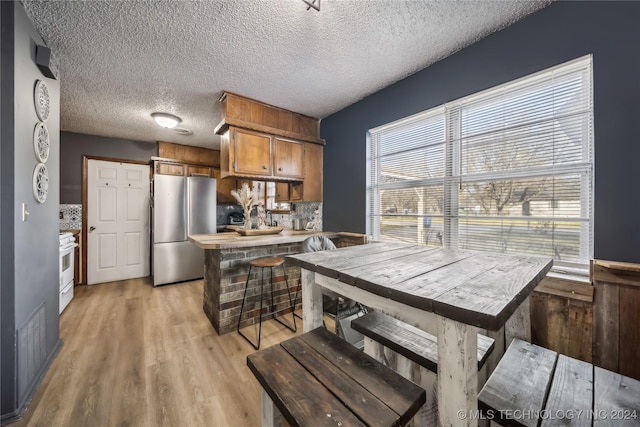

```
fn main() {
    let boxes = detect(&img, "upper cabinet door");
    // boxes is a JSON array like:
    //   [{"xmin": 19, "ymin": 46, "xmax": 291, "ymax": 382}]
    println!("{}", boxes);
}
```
[
  {"xmin": 232, "ymin": 128, "xmax": 272, "ymax": 176},
  {"xmin": 303, "ymin": 142, "xmax": 323, "ymax": 202},
  {"xmin": 274, "ymin": 138, "xmax": 305, "ymax": 179}
]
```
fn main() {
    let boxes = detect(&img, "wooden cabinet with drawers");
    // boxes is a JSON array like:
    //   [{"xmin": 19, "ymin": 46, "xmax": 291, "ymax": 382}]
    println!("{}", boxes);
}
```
[
  {"xmin": 152, "ymin": 157, "xmax": 239, "ymax": 205},
  {"xmin": 216, "ymin": 92, "xmax": 324, "ymax": 203},
  {"xmin": 156, "ymin": 161, "xmax": 186, "ymax": 176},
  {"xmin": 187, "ymin": 165, "xmax": 213, "ymax": 177}
]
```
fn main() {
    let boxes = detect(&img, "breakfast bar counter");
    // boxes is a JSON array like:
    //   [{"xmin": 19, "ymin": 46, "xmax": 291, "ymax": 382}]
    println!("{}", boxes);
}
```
[
  {"xmin": 188, "ymin": 229, "xmax": 341, "ymax": 250},
  {"xmin": 189, "ymin": 231, "xmax": 366, "ymax": 335}
]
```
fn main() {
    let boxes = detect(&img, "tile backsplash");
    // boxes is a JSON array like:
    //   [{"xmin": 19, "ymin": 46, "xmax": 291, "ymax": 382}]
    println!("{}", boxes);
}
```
[
  {"xmin": 62, "ymin": 202, "xmax": 323, "ymax": 232},
  {"xmin": 59, "ymin": 204, "xmax": 82, "ymax": 230},
  {"xmin": 216, "ymin": 202, "xmax": 322, "ymax": 231}
]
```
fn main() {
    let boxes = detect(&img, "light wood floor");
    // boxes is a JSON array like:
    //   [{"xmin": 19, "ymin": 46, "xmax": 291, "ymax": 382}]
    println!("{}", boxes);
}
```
[{"xmin": 9, "ymin": 277, "xmax": 302, "ymax": 427}]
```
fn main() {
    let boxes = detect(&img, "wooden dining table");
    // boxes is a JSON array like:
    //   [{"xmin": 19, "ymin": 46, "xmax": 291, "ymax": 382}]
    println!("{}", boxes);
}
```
[{"xmin": 286, "ymin": 241, "xmax": 553, "ymax": 427}]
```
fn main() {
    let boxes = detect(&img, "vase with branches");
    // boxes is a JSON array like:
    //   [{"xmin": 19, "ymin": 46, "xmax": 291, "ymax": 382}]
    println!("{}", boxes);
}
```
[{"xmin": 230, "ymin": 183, "xmax": 255, "ymax": 229}]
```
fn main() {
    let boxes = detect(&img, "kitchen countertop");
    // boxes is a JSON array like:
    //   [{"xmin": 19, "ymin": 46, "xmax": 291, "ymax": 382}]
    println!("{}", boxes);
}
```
[{"xmin": 188, "ymin": 229, "xmax": 341, "ymax": 250}]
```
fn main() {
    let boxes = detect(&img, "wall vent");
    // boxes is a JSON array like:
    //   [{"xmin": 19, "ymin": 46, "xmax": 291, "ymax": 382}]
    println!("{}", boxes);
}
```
[{"xmin": 17, "ymin": 302, "xmax": 47, "ymax": 401}]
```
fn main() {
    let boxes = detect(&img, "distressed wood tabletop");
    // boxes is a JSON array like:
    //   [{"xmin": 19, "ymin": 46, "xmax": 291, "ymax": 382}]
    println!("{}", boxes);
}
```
[{"xmin": 287, "ymin": 241, "xmax": 553, "ymax": 331}]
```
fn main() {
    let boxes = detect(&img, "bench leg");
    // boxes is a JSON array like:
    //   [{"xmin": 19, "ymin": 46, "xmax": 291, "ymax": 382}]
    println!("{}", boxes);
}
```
[
  {"xmin": 437, "ymin": 315, "xmax": 479, "ymax": 427},
  {"xmin": 301, "ymin": 268, "xmax": 323, "ymax": 332},
  {"xmin": 415, "ymin": 366, "xmax": 438, "ymax": 427},
  {"xmin": 363, "ymin": 336, "xmax": 385, "ymax": 363},
  {"xmin": 262, "ymin": 389, "xmax": 282, "ymax": 427}
]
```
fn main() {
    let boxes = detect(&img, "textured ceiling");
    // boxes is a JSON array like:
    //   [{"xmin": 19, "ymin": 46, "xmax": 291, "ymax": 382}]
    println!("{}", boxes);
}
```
[{"xmin": 22, "ymin": 0, "xmax": 550, "ymax": 149}]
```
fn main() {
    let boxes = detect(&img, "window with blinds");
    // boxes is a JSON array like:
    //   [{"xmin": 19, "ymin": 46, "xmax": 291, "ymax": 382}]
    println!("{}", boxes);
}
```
[{"xmin": 367, "ymin": 55, "xmax": 593, "ymax": 269}]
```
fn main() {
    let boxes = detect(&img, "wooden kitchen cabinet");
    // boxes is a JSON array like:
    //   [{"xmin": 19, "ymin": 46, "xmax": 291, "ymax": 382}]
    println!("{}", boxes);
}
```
[
  {"xmin": 302, "ymin": 142, "xmax": 323, "ymax": 202},
  {"xmin": 158, "ymin": 141, "xmax": 220, "ymax": 167},
  {"xmin": 216, "ymin": 92, "xmax": 322, "ymax": 144},
  {"xmin": 275, "ymin": 181, "xmax": 303, "ymax": 202},
  {"xmin": 187, "ymin": 165, "xmax": 213, "ymax": 177},
  {"xmin": 230, "ymin": 128, "xmax": 272, "ymax": 177},
  {"xmin": 222, "ymin": 127, "xmax": 309, "ymax": 181},
  {"xmin": 275, "ymin": 182, "xmax": 289, "ymax": 202},
  {"xmin": 213, "ymin": 168, "xmax": 238, "ymax": 204},
  {"xmin": 155, "ymin": 160, "xmax": 212, "ymax": 178},
  {"xmin": 274, "ymin": 138, "xmax": 305, "ymax": 179},
  {"xmin": 153, "ymin": 157, "xmax": 240, "ymax": 205},
  {"xmin": 155, "ymin": 161, "xmax": 186, "ymax": 176},
  {"xmin": 216, "ymin": 93, "xmax": 324, "ymax": 203},
  {"xmin": 290, "ymin": 182, "xmax": 303, "ymax": 201}
]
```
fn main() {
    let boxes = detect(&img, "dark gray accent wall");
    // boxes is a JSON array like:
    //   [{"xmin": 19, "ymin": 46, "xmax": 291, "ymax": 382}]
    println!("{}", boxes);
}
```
[
  {"xmin": 1, "ymin": 1, "xmax": 61, "ymax": 420},
  {"xmin": 60, "ymin": 132, "xmax": 156, "ymax": 204},
  {"xmin": 1, "ymin": 1, "xmax": 16, "ymax": 416},
  {"xmin": 321, "ymin": 1, "xmax": 640, "ymax": 263}
]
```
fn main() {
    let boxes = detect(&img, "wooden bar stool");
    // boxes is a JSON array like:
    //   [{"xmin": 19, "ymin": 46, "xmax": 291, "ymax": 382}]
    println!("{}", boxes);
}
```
[{"xmin": 237, "ymin": 256, "xmax": 297, "ymax": 349}]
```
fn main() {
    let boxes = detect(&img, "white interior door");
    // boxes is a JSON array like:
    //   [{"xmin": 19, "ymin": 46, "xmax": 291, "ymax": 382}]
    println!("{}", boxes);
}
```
[{"xmin": 87, "ymin": 159, "xmax": 150, "ymax": 285}]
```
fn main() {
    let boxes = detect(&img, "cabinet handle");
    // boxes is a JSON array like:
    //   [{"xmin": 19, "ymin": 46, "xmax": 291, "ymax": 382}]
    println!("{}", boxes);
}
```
[
  {"xmin": 262, "ymin": 165, "xmax": 267, "ymax": 170},
  {"xmin": 278, "ymin": 167, "xmax": 282, "ymax": 171}
]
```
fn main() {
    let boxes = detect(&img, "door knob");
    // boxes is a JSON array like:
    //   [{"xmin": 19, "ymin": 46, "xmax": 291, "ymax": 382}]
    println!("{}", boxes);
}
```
[{"xmin": 89, "ymin": 226, "xmax": 96, "ymax": 232}]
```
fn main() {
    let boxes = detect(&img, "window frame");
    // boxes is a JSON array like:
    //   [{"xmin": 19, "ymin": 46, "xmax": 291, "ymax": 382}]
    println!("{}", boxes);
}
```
[{"xmin": 367, "ymin": 55, "xmax": 594, "ymax": 275}]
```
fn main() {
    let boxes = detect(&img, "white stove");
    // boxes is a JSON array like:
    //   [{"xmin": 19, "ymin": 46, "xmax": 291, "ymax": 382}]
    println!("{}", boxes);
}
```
[{"xmin": 59, "ymin": 232, "xmax": 77, "ymax": 314}]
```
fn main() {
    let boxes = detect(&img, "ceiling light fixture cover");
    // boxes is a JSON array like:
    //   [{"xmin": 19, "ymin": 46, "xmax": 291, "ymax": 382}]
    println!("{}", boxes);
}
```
[{"xmin": 151, "ymin": 112, "xmax": 182, "ymax": 128}]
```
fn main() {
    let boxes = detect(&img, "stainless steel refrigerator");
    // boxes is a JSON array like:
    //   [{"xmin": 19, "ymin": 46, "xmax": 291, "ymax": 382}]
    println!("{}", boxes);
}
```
[{"xmin": 152, "ymin": 175, "xmax": 216, "ymax": 286}]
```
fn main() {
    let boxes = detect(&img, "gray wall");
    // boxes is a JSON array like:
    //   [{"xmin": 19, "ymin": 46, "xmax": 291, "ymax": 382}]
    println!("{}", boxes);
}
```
[
  {"xmin": 1, "ymin": 1, "xmax": 61, "ymax": 419},
  {"xmin": 60, "ymin": 131, "xmax": 157, "ymax": 204},
  {"xmin": 321, "ymin": 1, "xmax": 640, "ymax": 263},
  {"xmin": 1, "ymin": 1, "xmax": 16, "ymax": 416}
]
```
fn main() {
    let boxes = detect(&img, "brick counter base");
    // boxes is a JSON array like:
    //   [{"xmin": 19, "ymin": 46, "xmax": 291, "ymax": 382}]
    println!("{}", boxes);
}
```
[{"xmin": 203, "ymin": 234, "xmax": 367, "ymax": 335}]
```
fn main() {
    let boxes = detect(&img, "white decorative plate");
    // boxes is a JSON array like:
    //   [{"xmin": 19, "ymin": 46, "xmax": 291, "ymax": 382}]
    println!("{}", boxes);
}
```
[
  {"xmin": 34, "ymin": 80, "xmax": 50, "ymax": 122},
  {"xmin": 33, "ymin": 122, "xmax": 50, "ymax": 163},
  {"xmin": 32, "ymin": 163, "xmax": 49, "ymax": 204}
]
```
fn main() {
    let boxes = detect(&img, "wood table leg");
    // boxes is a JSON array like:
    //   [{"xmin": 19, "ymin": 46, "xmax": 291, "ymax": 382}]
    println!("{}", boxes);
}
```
[
  {"xmin": 485, "ymin": 325, "xmax": 505, "ymax": 379},
  {"xmin": 301, "ymin": 268, "xmax": 322, "ymax": 332},
  {"xmin": 437, "ymin": 315, "xmax": 479, "ymax": 427},
  {"xmin": 262, "ymin": 389, "xmax": 282, "ymax": 427},
  {"xmin": 505, "ymin": 296, "xmax": 531, "ymax": 347}
]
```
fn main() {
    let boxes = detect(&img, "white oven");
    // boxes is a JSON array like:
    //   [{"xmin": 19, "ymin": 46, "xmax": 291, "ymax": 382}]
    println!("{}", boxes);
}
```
[{"xmin": 59, "ymin": 233, "xmax": 77, "ymax": 314}]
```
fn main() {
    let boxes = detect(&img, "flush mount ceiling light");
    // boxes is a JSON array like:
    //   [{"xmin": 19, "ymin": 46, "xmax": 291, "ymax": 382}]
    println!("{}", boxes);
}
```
[
  {"xmin": 302, "ymin": 0, "xmax": 320, "ymax": 11},
  {"xmin": 151, "ymin": 112, "xmax": 182, "ymax": 129}
]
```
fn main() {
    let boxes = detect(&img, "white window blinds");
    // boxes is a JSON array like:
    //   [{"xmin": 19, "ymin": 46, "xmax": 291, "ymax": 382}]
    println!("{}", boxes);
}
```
[{"xmin": 367, "ymin": 55, "xmax": 593, "ymax": 268}]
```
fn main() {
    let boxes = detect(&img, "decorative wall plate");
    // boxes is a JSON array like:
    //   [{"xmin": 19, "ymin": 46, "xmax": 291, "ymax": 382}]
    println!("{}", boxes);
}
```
[
  {"xmin": 33, "ymin": 122, "xmax": 50, "ymax": 163},
  {"xmin": 34, "ymin": 80, "xmax": 50, "ymax": 122},
  {"xmin": 33, "ymin": 163, "xmax": 49, "ymax": 204}
]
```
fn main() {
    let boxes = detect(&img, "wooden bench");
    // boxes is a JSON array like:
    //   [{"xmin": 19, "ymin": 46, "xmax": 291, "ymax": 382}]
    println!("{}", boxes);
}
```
[
  {"xmin": 247, "ymin": 327, "xmax": 426, "ymax": 427},
  {"xmin": 479, "ymin": 338, "xmax": 640, "ymax": 427},
  {"xmin": 351, "ymin": 311, "xmax": 496, "ymax": 426}
]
